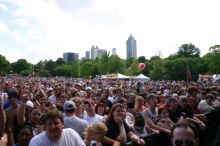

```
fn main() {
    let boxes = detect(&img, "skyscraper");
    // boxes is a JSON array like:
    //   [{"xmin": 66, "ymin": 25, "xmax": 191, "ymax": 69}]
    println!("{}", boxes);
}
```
[
  {"xmin": 98, "ymin": 49, "xmax": 107, "ymax": 58},
  {"xmin": 63, "ymin": 52, "xmax": 74, "ymax": 64},
  {"xmin": 126, "ymin": 34, "xmax": 137, "ymax": 59},
  {"xmin": 85, "ymin": 51, "xmax": 90, "ymax": 59},
  {"xmin": 112, "ymin": 48, "xmax": 117, "ymax": 56},
  {"xmin": 63, "ymin": 52, "xmax": 79, "ymax": 64},
  {"xmin": 91, "ymin": 45, "xmax": 99, "ymax": 60}
]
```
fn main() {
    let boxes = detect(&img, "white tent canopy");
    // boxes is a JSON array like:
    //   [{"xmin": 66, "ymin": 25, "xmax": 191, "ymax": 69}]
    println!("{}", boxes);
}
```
[
  {"xmin": 133, "ymin": 73, "xmax": 150, "ymax": 80},
  {"xmin": 116, "ymin": 73, "xmax": 130, "ymax": 79}
]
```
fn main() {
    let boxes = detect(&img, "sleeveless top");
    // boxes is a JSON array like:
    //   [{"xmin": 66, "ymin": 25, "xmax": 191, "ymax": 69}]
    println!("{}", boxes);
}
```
[{"xmin": 144, "ymin": 108, "xmax": 159, "ymax": 124}]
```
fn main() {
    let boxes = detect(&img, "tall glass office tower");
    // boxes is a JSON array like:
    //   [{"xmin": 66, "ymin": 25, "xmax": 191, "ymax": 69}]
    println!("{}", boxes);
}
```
[{"xmin": 126, "ymin": 34, "xmax": 137, "ymax": 59}]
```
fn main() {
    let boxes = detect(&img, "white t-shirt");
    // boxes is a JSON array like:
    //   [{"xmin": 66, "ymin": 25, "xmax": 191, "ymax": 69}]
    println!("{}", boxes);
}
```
[
  {"xmin": 83, "ymin": 113, "xmax": 104, "ymax": 125},
  {"xmin": 29, "ymin": 128, "xmax": 85, "ymax": 146},
  {"xmin": 198, "ymin": 99, "xmax": 215, "ymax": 114},
  {"xmin": 48, "ymin": 95, "xmax": 56, "ymax": 104}
]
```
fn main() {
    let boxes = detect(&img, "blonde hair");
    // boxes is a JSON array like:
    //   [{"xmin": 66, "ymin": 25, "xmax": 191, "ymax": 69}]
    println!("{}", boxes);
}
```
[
  {"xmin": 84, "ymin": 122, "xmax": 108, "ymax": 140},
  {"xmin": 71, "ymin": 96, "xmax": 83, "ymax": 105}
]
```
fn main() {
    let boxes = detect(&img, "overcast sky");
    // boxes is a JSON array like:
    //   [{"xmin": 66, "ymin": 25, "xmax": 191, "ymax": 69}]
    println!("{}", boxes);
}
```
[{"xmin": 0, "ymin": 0, "xmax": 219, "ymax": 63}]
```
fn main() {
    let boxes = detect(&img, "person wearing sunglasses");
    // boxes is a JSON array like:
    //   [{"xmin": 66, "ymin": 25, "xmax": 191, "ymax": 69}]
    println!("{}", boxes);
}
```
[{"xmin": 171, "ymin": 122, "xmax": 199, "ymax": 146}]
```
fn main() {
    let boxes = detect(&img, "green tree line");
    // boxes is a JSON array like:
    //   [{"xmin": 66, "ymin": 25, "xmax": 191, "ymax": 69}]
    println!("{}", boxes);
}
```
[{"xmin": 0, "ymin": 43, "xmax": 220, "ymax": 80}]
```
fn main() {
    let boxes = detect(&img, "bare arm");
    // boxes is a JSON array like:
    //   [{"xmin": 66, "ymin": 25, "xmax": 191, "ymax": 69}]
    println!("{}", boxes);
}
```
[
  {"xmin": 115, "ymin": 117, "xmax": 127, "ymax": 144},
  {"xmin": 143, "ymin": 110, "xmax": 170, "ymax": 134},
  {"xmin": 0, "ymin": 102, "xmax": 5, "ymax": 138},
  {"xmin": 102, "ymin": 136, "xmax": 120, "ymax": 146}
]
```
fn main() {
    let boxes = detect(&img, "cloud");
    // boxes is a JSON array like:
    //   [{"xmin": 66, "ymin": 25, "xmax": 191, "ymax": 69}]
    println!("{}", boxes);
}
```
[
  {"xmin": 0, "ymin": 3, "xmax": 9, "ymax": 12},
  {"xmin": 0, "ymin": 0, "xmax": 220, "ymax": 63},
  {"xmin": 0, "ymin": 21, "xmax": 9, "ymax": 32}
]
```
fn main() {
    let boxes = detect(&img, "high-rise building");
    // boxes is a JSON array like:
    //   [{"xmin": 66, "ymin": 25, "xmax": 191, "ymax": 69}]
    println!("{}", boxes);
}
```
[
  {"xmin": 112, "ymin": 48, "xmax": 117, "ymax": 56},
  {"xmin": 85, "ymin": 51, "xmax": 90, "ymax": 59},
  {"xmin": 91, "ymin": 45, "xmax": 99, "ymax": 60},
  {"xmin": 73, "ymin": 53, "xmax": 79, "ymax": 61},
  {"xmin": 63, "ymin": 52, "xmax": 79, "ymax": 64},
  {"xmin": 98, "ymin": 49, "xmax": 107, "ymax": 58},
  {"xmin": 126, "ymin": 34, "xmax": 137, "ymax": 59}
]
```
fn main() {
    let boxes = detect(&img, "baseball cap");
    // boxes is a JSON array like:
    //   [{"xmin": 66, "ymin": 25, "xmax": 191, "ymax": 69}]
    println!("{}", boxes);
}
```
[
  {"xmin": 26, "ymin": 100, "xmax": 34, "ymax": 108},
  {"xmin": 147, "ymin": 93, "xmax": 157, "ymax": 101},
  {"xmin": 64, "ymin": 100, "xmax": 76, "ymax": 111},
  {"xmin": 179, "ymin": 95, "xmax": 187, "ymax": 101}
]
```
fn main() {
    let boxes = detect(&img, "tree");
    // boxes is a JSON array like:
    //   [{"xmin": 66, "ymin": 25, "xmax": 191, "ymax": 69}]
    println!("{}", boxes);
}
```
[
  {"xmin": 53, "ymin": 65, "xmax": 71, "ymax": 77},
  {"xmin": 177, "ymin": 43, "xmax": 200, "ymax": 58},
  {"xmin": 81, "ymin": 60, "xmax": 95, "ymax": 78},
  {"xmin": 129, "ymin": 60, "xmax": 139, "ymax": 76},
  {"xmin": 138, "ymin": 56, "xmax": 147, "ymax": 63},
  {"xmin": 149, "ymin": 59, "xmax": 166, "ymax": 80},
  {"xmin": 0, "ymin": 54, "xmax": 11, "ymax": 75},
  {"xmin": 108, "ymin": 56, "xmax": 125, "ymax": 73},
  {"xmin": 55, "ymin": 58, "xmax": 66, "ymax": 66},
  {"xmin": 45, "ymin": 60, "xmax": 55, "ymax": 75},
  {"xmin": 204, "ymin": 45, "xmax": 220, "ymax": 73},
  {"xmin": 11, "ymin": 59, "xmax": 31, "ymax": 74},
  {"xmin": 70, "ymin": 61, "xmax": 80, "ymax": 77}
]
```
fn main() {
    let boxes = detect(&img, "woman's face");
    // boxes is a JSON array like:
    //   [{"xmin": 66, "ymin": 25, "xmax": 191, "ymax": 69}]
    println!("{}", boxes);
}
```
[{"xmin": 113, "ymin": 106, "xmax": 125, "ymax": 119}]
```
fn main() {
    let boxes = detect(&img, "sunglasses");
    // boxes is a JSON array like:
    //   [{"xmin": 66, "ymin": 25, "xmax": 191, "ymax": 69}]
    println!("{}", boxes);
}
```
[{"xmin": 174, "ymin": 139, "xmax": 196, "ymax": 146}]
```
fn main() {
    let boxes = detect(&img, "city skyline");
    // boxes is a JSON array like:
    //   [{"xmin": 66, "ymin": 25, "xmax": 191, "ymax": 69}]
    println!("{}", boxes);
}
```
[{"xmin": 0, "ymin": 0, "xmax": 220, "ymax": 63}]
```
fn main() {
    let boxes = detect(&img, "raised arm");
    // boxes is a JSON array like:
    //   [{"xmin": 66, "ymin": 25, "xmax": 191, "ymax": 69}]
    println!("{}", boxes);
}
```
[{"xmin": 0, "ymin": 99, "xmax": 5, "ymax": 138}]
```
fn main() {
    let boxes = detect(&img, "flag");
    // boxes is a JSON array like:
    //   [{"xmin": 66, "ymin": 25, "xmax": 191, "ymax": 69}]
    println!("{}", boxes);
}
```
[{"xmin": 186, "ymin": 64, "xmax": 193, "ymax": 81}]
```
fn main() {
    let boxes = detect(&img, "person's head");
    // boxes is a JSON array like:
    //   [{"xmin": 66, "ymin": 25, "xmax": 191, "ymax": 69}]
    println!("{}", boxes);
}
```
[
  {"xmin": 44, "ymin": 110, "xmax": 64, "ymax": 142},
  {"xmin": 57, "ymin": 94, "xmax": 68, "ymax": 105},
  {"xmin": 134, "ymin": 112, "xmax": 145, "ymax": 132},
  {"xmin": 29, "ymin": 108, "xmax": 42, "ymax": 125},
  {"xmin": 178, "ymin": 96, "xmax": 189, "ymax": 109},
  {"xmin": 158, "ymin": 94, "xmax": 166, "ymax": 103},
  {"xmin": 135, "ymin": 96, "xmax": 144, "ymax": 107},
  {"xmin": 84, "ymin": 122, "xmax": 108, "ymax": 142},
  {"xmin": 18, "ymin": 125, "xmax": 33, "ymax": 146},
  {"xmin": 158, "ymin": 107, "xmax": 169, "ymax": 119},
  {"xmin": 187, "ymin": 86, "xmax": 198, "ymax": 97},
  {"xmin": 147, "ymin": 93, "xmax": 158, "ymax": 107},
  {"xmin": 84, "ymin": 98, "xmax": 95, "ymax": 115},
  {"xmin": 100, "ymin": 89, "xmax": 108, "ymax": 98},
  {"xmin": 127, "ymin": 92, "xmax": 136, "ymax": 103},
  {"xmin": 95, "ymin": 102, "xmax": 107, "ymax": 116},
  {"xmin": 108, "ymin": 103, "xmax": 125, "ymax": 121},
  {"xmin": 168, "ymin": 97, "xmax": 178, "ymax": 110},
  {"xmin": 171, "ymin": 122, "xmax": 199, "ymax": 146},
  {"xmin": 64, "ymin": 100, "xmax": 76, "ymax": 114},
  {"xmin": 8, "ymin": 89, "xmax": 19, "ymax": 106},
  {"xmin": 204, "ymin": 94, "xmax": 214, "ymax": 105},
  {"xmin": 117, "ymin": 98, "xmax": 127, "ymax": 108}
]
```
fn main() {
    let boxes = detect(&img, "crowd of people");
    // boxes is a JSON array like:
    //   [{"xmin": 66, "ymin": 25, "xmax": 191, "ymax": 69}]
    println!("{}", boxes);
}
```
[{"xmin": 0, "ymin": 76, "xmax": 220, "ymax": 146}]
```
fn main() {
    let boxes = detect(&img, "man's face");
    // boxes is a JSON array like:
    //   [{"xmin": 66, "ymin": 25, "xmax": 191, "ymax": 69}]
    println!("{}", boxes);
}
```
[
  {"xmin": 45, "ymin": 118, "xmax": 64, "ymax": 142},
  {"xmin": 172, "ymin": 127, "xmax": 198, "ymax": 146},
  {"xmin": 29, "ymin": 109, "xmax": 42, "ymax": 125},
  {"xmin": 85, "ymin": 103, "xmax": 95, "ymax": 113},
  {"xmin": 179, "ymin": 99, "xmax": 188, "ymax": 109}
]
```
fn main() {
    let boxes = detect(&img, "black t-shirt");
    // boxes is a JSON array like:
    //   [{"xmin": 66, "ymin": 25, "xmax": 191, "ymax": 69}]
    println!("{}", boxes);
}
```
[
  {"xmin": 168, "ymin": 109, "xmax": 181, "ymax": 123},
  {"xmin": 178, "ymin": 106, "xmax": 193, "ymax": 118},
  {"xmin": 103, "ymin": 119, "xmax": 131, "ymax": 146}
]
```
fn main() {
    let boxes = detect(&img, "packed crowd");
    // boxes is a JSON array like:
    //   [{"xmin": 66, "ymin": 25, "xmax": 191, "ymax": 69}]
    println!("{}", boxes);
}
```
[{"xmin": 0, "ymin": 76, "xmax": 220, "ymax": 146}]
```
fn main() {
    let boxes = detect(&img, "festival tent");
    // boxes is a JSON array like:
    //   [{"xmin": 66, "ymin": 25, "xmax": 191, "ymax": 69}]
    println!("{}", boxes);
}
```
[
  {"xmin": 116, "ymin": 73, "xmax": 130, "ymax": 79},
  {"xmin": 133, "ymin": 73, "xmax": 150, "ymax": 81}
]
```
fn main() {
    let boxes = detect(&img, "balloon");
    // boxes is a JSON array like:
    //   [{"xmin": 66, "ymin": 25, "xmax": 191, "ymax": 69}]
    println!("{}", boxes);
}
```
[{"xmin": 139, "ymin": 63, "xmax": 145, "ymax": 70}]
